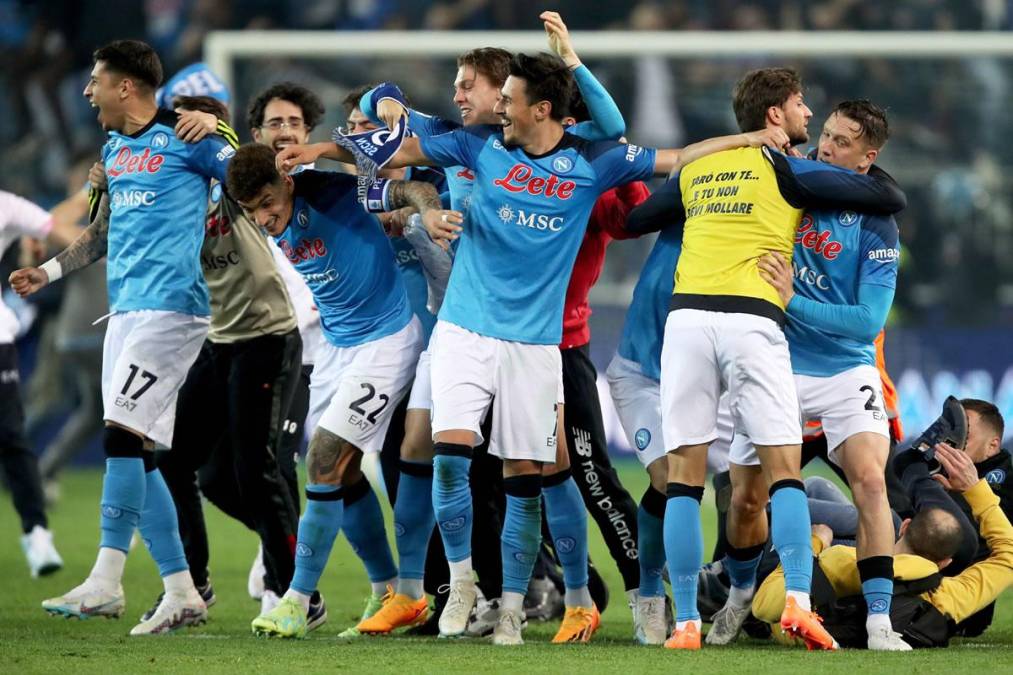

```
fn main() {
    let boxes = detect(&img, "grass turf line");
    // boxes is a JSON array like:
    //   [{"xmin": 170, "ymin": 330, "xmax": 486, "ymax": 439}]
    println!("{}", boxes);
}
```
[{"xmin": 1, "ymin": 465, "xmax": 1010, "ymax": 674}]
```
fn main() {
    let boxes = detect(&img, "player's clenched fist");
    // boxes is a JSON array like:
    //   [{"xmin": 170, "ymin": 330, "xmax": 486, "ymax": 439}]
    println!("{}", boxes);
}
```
[
  {"xmin": 8, "ymin": 266, "xmax": 50, "ymax": 297},
  {"xmin": 421, "ymin": 209, "xmax": 464, "ymax": 250}
]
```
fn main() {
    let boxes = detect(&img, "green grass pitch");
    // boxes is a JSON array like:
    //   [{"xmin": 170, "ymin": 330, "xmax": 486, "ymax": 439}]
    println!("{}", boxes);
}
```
[{"xmin": 2, "ymin": 463, "xmax": 1011, "ymax": 673}]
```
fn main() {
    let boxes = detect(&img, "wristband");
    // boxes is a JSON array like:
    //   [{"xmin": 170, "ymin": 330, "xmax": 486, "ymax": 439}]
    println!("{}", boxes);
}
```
[{"xmin": 40, "ymin": 258, "xmax": 62, "ymax": 283}]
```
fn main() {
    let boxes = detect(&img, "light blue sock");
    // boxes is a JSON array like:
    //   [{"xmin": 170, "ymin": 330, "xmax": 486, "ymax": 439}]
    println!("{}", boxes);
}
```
[
  {"xmin": 139, "ymin": 468, "xmax": 189, "ymax": 577},
  {"xmin": 289, "ymin": 484, "xmax": 343, "ymax": 596},
  {"xmin": 543, "ymin": 474, "xmax": 588, "ymax": 595},
  {"xmin": 724, "ymin": 546, "xmax": 764, "ymax": 590},
  {"xmin": 862, "ymin": 577, "xmax": 894, "ymax": 616},
  {"xmin": 343, "ymin": 477, "xmax": 397, "ymax": 587},
  {"xmin": 637, "ymin": 502, "xmax": 666, "ymax": 598},
  {"xmin": 99, "ymin": 457, "xmax": 145, "ymax": 553},
  {"xmin": 432, "ymin": 451, "xmax": 473, "ymax": 563},
  {"xmin": 665, "ymin": 484, "xmax": 703, "ymax": 622},
  {"xmin": 501, "ymin": 476, "xmax": 542, "ymax": 595},
  {"xmin": 394, "ymin": 461, "xmax": 435, "ymax": 581},
  {"xmin": 770, "ymin": 481, "xmax": 813, "ymax": 594}
]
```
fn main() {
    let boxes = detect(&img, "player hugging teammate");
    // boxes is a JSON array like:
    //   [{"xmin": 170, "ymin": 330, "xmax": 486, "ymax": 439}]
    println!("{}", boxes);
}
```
[{"xmin": 9, "ymin": 10, "xmax": 1013, "ymax": 654}]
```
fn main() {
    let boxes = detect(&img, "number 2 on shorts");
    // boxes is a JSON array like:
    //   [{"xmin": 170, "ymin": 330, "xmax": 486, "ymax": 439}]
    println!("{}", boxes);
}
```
[{"xmin": 348, "ymin": 382, "xmax": 390, "ymax": 425}]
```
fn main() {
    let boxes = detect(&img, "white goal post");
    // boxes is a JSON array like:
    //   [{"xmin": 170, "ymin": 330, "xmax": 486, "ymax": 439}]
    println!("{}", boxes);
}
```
[{"xmin": 206, "ymin": 29, "xmax": 1013, "ymax": 93}]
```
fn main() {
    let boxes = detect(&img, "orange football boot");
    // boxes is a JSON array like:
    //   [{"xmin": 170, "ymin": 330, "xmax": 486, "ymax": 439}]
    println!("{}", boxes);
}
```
[
  {"xmin": 664, "ymin": 621, "xmax": 702, "ymax": 650},
  {"xmin": 551, "ymin": 604, "xmax": 601, "ymax": 643},
  {"xmin": 779, "ymin": 596, "xmax": 838, "ymax": 651}
]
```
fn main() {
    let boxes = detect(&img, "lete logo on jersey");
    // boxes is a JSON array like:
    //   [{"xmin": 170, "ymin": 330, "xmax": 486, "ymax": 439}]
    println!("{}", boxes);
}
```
[
  {"xmin": 493, "ymin": 164, "xmax": 576, "ymax": 199},
  {"xmin": 795, "ymin": 214, "xmax": 842, "ymax": 260},
  {"xmin": 107, "ymin": 147, "xmax": 165, "ymax": 177}
]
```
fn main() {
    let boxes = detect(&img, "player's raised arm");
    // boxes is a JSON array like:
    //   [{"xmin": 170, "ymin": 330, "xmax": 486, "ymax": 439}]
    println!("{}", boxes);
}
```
[
  {"xmin": 542, "ymin": 10, "xmax": 625, "ymax": 141},
  {"xmin": 652, "ymin": 127, "xmax": 791, "ymax": 176},
  {"xmin": 773, "ymin": 154, "xmax": 907, "ymax": 214}
]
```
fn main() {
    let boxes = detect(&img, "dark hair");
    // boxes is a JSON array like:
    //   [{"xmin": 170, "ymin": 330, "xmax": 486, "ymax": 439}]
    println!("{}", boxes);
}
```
[
  {"xmin": 92, "ymin": 40, "xmax": 163, "ymax": 91},
  {"xmin": 507, "ymin": 53, "xmax": 573, "ymax": 122},
  {"xmin": 173, "ymin": 95, "xmax": 230, "ymax": 125},
  {"xmin": 962, "ymin": 398, "xmax": 1005, "ymax": 441},
  {"xmin": 732, "ymin": 67, "xmax": 803, "ymax": 133},
  {"xmin": 832, "ymin": 99, "xmax": 890, "ymax": 149},
  {"xmin": 226, "ymin": 143, "xmax": 282, "ymax": 204},
  {"xmin": 343, "ymin": 84, "xmax": 373, "ymax": 116},
  {"xmin": 567, "ymin": 88, "xmax": 590, "ymax": 124},
  {"xmin": 906, "ymin": 508, "xmax": 964, "ymax": 564},
  {"xmin": 247, "ymin": 82, "xmax": 324, "ymax": 131},
  {"xmin": 457, "ymin": 47, "xmax": 512, "ymax": 88}
]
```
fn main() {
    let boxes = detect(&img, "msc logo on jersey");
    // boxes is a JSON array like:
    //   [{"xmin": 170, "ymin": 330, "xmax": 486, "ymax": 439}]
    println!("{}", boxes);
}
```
[
  {"xmin": 210, "ymin": 183, "xmax": 222, "ymax": 204},
  {"xmin": 151, "ymin": 132, "xmax": 169, "ymax": 148},
  {"xmin": 552, "ymin": 156, "xmax": 574, "ymax": 174},
  {"xmin": 986, "ymin": 469, "xmax": 1006, "ymax": 486},
  {"xmin": 111, "ymin": 190, "xmax": 156, "ymax": 208},
  {"xmin": 497, "ymin": 204, "xmax": 515, "ymax": 223},
  {"xmin": 838, "ymin": 210, "xmax": 859, "ymax": 226},
  {"xmin": 635, "ymin": 428, "xmax": 651, "ymax": 451},
  {"xmin": 794, "ymin": 262, "xmax": 830, "ymax": 290},
  {"xmin": 868, "ymin": 247, "xmax": 900, "ymax": 263},
  {"xmin": 498, "ymin": 204, "xmax": 563, "ymax": 232},
  {"xmin": 296, "ymin": 209, "xmax": 309, "ymax": 228}
]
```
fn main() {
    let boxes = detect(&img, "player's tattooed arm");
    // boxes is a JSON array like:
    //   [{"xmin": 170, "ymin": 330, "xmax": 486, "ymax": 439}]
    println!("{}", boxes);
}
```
[
  {"xmin": 384, "ymin": 180, "xmax": 464, "ymax": 248},
  {"xmin": 306, "ymin": 427, "xmax": 361, "ymax": 485},
  {"xmin": 54, "ymin": 191, "xmax": 110, "ymax": 274}
]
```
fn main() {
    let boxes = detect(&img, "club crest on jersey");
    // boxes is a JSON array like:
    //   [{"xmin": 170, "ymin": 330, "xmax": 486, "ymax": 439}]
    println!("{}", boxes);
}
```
[
  {"xmin": 795, "ymin": 214, "xmax": 842, "ymax": 260},
  {"xmin": 151, "ymin": 132, "xmax": 169, "ymax": 148},
  {"xmin": 297, "ymin": 209, "xmax": 309, "ymax": 228},
  {"xmin": 493, "ymin": 164, "xmax": 576, "ymax": 199},
  {"xmin": 552, "ymin": 155, "xmax": 574, "ymax": 174},
  {"xmin": 838, "ymin": 210, "xmax": 859, "ymax": 226},
  {"xmin": 635, "ymin": 428, "xmax": 651, "ymax": 450},
  {"xmin": 986, "ymin": 469, "xmax": 1006, "ymax": 486},
  {"xmin": 210, "ymin": 183, "xmax": 222, "ymax": 204}
]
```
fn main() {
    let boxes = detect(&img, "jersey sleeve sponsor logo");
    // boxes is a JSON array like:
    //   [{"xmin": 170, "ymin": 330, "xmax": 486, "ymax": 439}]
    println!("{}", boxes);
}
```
[
  {"xmin": 492, "ymin": 164, "xmax": 576, "ymax": 199},
  {"xmin": 151, "ymin": 132, "xmax": 169, "ymax": 148},
  {"xmin": 107, "ymin": 147, "xmax": 165, "ymax": 177},
  {"xmin": 279, "ymin": 237, "xmax": 327, "ymax": 263},
  {"xmin": 795, "ymin": 214, "xmax": 843, "ymax": 260},
  {"xmin": 625, "ymin": 144, "xmax": 643, "ymax": 162},
  {"xmin": 216, "ymin": 145, "xmax": 236, "ymax": 162},
  {"xmin": 868, "ymin": 247, "xmax": 900, "ymax": 263},
  {"xmin": 497, "ymin": 203, "xmax": 563, "ymax": 232}
]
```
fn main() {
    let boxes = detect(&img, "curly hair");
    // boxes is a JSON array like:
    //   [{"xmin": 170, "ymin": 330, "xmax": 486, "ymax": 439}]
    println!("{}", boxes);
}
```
[{"xmin": 247, "ymin": 82, "xmax": 324, "ymax": 132}]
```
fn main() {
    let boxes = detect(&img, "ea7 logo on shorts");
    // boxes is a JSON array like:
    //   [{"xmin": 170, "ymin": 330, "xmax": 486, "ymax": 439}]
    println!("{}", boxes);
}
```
[
  {"xmin": 555, "ymin": 537, "xmax": 576, "ymax": 554},
  {"xmin": 296, "ymin": 543, "xmax": 314, "ymax": 557},
  {"xmin": 635, "ymin": 428, "xmax": 651, "ymax": 451},
  {"xmin": 114, "ymin": 396, "xmax": 138, "ymax": 411},
  {"xmin": 868, "ymin": 247, "xmax": 900, "ymax": 263},
  {"xmin": 101, "ymin": 506, "xmax": 123, "ymax": 519},
  {"xmin": 440, "ymin": 517, "xmax": 466, "ymax": 532}
]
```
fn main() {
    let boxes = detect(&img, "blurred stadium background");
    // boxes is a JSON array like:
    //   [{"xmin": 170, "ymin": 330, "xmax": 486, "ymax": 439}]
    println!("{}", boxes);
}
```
[{"xmin": 2, "ymin": 0, "xmax": 1012, "ymax": 469}]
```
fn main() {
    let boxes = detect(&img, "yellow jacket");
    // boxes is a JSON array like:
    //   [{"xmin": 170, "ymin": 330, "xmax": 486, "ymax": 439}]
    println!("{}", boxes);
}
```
[{"xmin": 753, "ymin": 479, "xmax": 1013, "ymax": 625}]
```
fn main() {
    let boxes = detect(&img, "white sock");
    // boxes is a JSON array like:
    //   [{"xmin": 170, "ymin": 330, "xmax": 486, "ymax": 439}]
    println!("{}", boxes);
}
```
[
  {"xmin": 90, "ymin": 547, "xmax": 127, "ymax": 584},
  {"xmin": 626, "ymin": 589, "xmax": 639, "ymax": 609},
  {"xmin": 449, "ymin": 557, "xmax": 473, "ymax": 582},
  {"xmin": 398, "ymin": 578, "xmax": 425, "ymax": 600},
  {"xmin": 727, "ymin": 584, "xmax": 755, "ymax": 609},
  {"xmin": 501, "ymin": 591, "xmax": 525, "ymax": 614},
  {"xmin": 372, "ymin": 577, "xmax": 397, "ymax": 596},
  {"xmin": 676, "ymin": 618, "xmax": 702, "ymax": 631},
  {"xmin": 283, "ymin": 589, "xmax": 312, "ymax": 613},
  {"xmin": 867, "ymin": 612, "xmax": 891, "ymax": 632},
  {"xmin": 564, "ymin": 586, "xmax": 593, "ymax": 609},
  {"xmin": 786, "ymin": 590, "xmax": 811, "ymax": 612},
  {"xmin": 162, "ymin": 570, "xmax": 195, "ymax": 595}
]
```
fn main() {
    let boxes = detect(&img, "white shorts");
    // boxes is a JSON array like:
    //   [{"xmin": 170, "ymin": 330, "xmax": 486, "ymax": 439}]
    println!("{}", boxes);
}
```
[
  {"xmin": 309, "ymin": 317, "xmax": 423, "ymax": 454},
  {"xmin": 101, "ymin": 310, "xmax": 209, "ymax": 447},
  {"xmin": 797, "ymin": 365, "xmax": 889, "ymax": 465},
  {"xmin": 607, "ymin": 354, "xmax": 730, "ymax": 473},
  {"xmin": 660, "ymin": 309, "xmax": 801, "ymax": 451},
  {"xmin": 430, "ymin": 320, "xmax": 560, "ymax": 463},
  {"xmin": 406, "ymin": 349, "xmax": 432, "ymax": 411}
]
